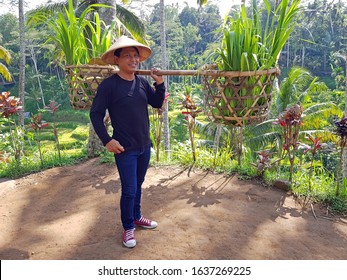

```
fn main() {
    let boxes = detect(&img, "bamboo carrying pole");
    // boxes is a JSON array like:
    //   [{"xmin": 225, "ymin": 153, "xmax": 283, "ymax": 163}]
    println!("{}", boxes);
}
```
[
  {"xmin": 64, "ymin": 65, "xmax": 280, "ymax": 78},
  {"xmin": 135, "ymin": 68, "xmax": 280, "ymax": 77},
  {"xmin": 64, "ymin": 64, "xmax": 280, "ymax": 115}
]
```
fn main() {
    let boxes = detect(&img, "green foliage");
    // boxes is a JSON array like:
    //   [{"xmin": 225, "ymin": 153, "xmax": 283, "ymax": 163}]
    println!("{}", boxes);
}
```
[
  {"xmin": 0, "ymin": 150, "xmax": 86, "ymax": 178},
  {"xmin": 97, "ymin": 149, "xmax": 116, "ymax": 165},
  {"xmin": 217, "ymin": 0, "xmax": 301, "ymax": 71},
  {"xmin": 291, "ymin": 167, "xmax": 336, "ymax": 199},
  {"xmin": 169, "ymin": 113, "xmax": 189, "ymax": 143},
  {"xmin": 325, "ymin": 196, "xmax": 347, "ymax": 213},
  {"xmin": 28, "ymin": 0, "xmax": 117, "ymax": 65},
  {"xmin": 0, "ymin": 108, "xmax": 89, "ymax": 178},
  {"xmin": 43, "ymin": 109, "xmax": 90, "ymax": 123}
]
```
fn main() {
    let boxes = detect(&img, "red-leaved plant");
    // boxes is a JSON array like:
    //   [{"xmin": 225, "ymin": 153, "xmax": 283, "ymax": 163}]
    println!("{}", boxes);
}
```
[
  {"xmin": 0, "ymin": 91, "xmax": 23, "ymax": 161},
  {"xmin": 274, "ymin": 104, "xmax": 303, "ymax": 182},
  {"xmin": 252, "ymin": 150, "xmax": 278, "ymax": 177},
  {"xmin": 181, "ymin": 90, "xmax": 202, "ymax": 162}
]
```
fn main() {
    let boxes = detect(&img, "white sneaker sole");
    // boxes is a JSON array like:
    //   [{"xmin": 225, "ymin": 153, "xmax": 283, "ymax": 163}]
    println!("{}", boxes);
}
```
[
  {"xmin": 123, "ymin": 240, "xmax": 136, "ymax": 248},
  {"xmin": 135, "ymin": 223, "xmax": 157, "ymax": 229}
]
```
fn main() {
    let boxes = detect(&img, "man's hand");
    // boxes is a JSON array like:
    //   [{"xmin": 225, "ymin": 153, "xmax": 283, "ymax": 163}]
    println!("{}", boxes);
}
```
[
  {"xmin": 105, "ymin": 139, "xmax": 125, "ymax": 154},
  {"xmin": 150, "ymin": 68, "xmax": 164, "ymax": 85}
]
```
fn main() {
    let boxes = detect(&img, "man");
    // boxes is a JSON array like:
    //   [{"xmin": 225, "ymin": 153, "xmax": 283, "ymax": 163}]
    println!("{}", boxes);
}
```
[{"xmin": 90, "ymin": 36, "xmax": 165, "ymax": 248}]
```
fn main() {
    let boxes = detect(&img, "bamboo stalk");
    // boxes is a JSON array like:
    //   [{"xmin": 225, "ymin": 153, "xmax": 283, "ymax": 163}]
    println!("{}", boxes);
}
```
[{"xmin": 65, "ymin": 65, "xmax": 280, "ymax": 77}]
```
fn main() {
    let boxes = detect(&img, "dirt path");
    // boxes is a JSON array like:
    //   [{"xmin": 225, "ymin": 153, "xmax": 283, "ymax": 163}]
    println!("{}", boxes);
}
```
[{"xmin": 0, "ymin": 158, "xmax": 346, "ymax": 260}]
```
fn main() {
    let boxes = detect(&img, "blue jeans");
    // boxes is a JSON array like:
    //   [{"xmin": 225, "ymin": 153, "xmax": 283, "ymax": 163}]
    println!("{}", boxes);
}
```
[{"xmin": 114, "ymin": 145, "xmax": 151, "ymax": 230}]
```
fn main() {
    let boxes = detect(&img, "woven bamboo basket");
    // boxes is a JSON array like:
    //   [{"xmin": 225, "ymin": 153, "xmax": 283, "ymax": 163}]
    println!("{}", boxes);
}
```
[
  {"xmin": 65, "ymin": 65, "xmax": 117, "ymax": 110},
  {"xmin": 65, "ymin": 64, "xmax": 280, "ymax": 126},
  {"xmin": 64, "ymin": 65, "xmax": 201, "ymax": 110},
  {"xmin": 201, "ymin": 65, "xmax": 280, "ymax": 126}
]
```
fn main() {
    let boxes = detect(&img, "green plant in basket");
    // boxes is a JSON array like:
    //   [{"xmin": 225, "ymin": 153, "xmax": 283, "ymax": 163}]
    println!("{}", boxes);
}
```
[
  {"xmin": 28, "ymin": 0, "xmax": 116, "ymax": 66},
  {"xmin": 218, "ymin": 0, "xmax": 301, "ymax": 71},
  {"xmin": 213, "ymin": 0, "xmax": 301, "ymax": 122}
]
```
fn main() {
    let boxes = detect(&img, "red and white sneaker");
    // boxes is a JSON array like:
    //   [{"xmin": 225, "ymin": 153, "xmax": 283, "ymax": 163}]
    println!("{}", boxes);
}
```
[
  {"xmin": 122, "ymin": 229, "xmax": 136, "ymax": 248},
  {"xmin": 135, "ymin": 216, "xmax": 158, "ymax": 229}
]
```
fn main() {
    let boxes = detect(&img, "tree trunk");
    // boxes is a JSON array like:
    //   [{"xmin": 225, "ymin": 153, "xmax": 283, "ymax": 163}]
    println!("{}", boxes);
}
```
[
  {"xmin": 18, "ymin": 0, "xmax": 25, "ymax": 127},
  {"xmin": 87, "ymin": 123, "xmax": 105, "ymax": 158},
  {"xmin": 342, "ymin": 53, "xmax": 347, "ymax": 179},
  {"xmin": 29, "ymin": 45, "xmax": 46, "ymax": 108},
  {"xmin": 160, "ymin": 0, "xmax": 170, "ymax": 157},
  {"xmin": 213, "ymin": 123, "xmax": 222, "ymax": 152}
]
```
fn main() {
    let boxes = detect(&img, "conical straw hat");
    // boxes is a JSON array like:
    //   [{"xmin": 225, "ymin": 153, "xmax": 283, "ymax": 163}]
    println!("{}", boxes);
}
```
[{"xmin": 101, "ymin": 35, "xmax": 152, "ymax": 64}]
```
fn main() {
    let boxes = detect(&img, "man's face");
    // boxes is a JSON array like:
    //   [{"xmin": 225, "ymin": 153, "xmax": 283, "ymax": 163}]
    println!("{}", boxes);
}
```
[{"xmin": 115, "ymin": 47, "xmax": 140, "ymax": 73}]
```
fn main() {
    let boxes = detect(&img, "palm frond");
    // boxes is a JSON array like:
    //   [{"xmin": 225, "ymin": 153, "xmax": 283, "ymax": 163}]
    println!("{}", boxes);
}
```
[
  {"xmin": 0, "ymin": 63, "xmax": 12, "ymax": 81},
  {"xmin": 116, "ymin": 4, "xmax": 146, "ymax": 43},
  {"xmin": 247, "ymin": 130, "xmax": 282, "ymax": 153},
  {"xmin": 303, "ymin": 102, "xmax": 340, "ymax": 117},
  {"xmin": 0, "ymin": 46, "xmax": 11, "ymax": 64},
  {"xmin": 277, "ymin": 66, "xmax": 315, "ymax": 112},
  {"xmin": 299, "ymin": 129, "xmax": 336, "ymax": 143}
]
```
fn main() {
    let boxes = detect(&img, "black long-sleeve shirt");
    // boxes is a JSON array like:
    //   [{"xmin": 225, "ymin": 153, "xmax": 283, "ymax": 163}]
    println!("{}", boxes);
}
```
[{"xmin": 90, "ymin": 74, "xmax": 165, "ymax": 151}]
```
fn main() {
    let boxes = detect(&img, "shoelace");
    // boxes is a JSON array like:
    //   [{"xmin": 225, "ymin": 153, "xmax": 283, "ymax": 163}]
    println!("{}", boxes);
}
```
[
  {"xmin": 138, "ymin": 216, "xmax": 151, "ymax": 225},
  {"xmin": 124, "ymin": 229, "xmax": 134, "ymax": 241}
]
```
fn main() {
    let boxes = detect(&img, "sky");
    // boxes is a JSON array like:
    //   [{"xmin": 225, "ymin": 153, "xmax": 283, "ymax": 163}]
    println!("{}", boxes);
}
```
[{"xmin": 0, "ymin": 0, "xmax": 240, "ymax": 18}]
